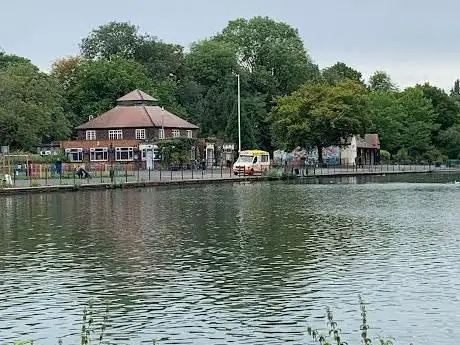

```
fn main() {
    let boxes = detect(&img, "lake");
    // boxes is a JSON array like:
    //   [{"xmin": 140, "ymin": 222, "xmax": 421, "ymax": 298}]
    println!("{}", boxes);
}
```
[{"xmin": 1, "ymin": 173, "xmax": 459, "ymax": 345}]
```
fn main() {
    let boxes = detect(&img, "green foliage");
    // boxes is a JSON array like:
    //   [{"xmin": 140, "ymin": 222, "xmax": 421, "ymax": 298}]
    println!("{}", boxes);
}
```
[
  {"xmin": 156, "ymin": 137, "xmax": 194, "ymax": 166},
  {"xmin": 80, "ymin": 21, "xmax": 140, "ymax": 60},
  {"xmin": 307, "ymin": 296, "xmax": 396, "ymax": 345},
  {"xmin": 270, "ymin": 80, "xmax": 371, "ymax": 162},
  {"xmin": 322, "ymin": 62, "xmax": 364, "ymax": 85},
  {"xmin": 2, "ymin": 17, "xmax": 460, "ymax": 160},
  {"xmin": 379, "ymin": 149, "xmax": 391, "ymax": 161},
  {"xmin": 65, "ymin": 56, "xmax": 155, "ymax": 126},
  {"xmin": 0, "ymin": 54, "xmax": 71, "ymax": 151},
  {"xmin": 216, "ymin": 16, "xmax": 320, "ymax": 95},
  {"xmin": 368, "ymin": 71, "xmax": 398, "ymax": 93}
]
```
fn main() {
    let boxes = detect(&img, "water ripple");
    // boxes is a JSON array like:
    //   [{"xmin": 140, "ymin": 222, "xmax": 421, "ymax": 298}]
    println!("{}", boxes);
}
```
[{"xmin": 0, "ymin": 181, "xmax": 459, "ymax": 344}]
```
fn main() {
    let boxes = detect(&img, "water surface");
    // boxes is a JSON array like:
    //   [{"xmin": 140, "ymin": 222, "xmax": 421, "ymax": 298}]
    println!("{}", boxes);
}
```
[{"xmin": 1, "ymin": 176, "xmax": 459, "ymax": 344}]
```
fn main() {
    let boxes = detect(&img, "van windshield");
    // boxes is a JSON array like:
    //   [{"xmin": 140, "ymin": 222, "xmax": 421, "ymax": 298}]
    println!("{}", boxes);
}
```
[{"xmin": 237, "ymin": 155, "xmax": 254, "ymax": 163}]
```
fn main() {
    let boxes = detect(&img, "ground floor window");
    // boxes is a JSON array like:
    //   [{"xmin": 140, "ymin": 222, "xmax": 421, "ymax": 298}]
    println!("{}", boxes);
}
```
[
  {"xmin": 90, "ymin": 147, "xmax": 108, "ymax": 161},
  {"xmin": 115, "ymin": 147, "xmax": 134, "ymax": 161},
  {"xmin": 66, "ymin": 148, "xmax": 83, "ymax": 162}
]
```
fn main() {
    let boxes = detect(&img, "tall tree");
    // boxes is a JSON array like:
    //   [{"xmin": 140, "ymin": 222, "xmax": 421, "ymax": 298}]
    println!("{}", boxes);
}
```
[
  {"xmin": 185, "ymin": 39, "xmax": 238, "ymax": 86},
  {"xmin": 397, "ymin": 87, "xmax": 438, "ymax": 157},
  {"xmin": 415, "ymin": 83, "xmax": 459, "ymax": 130},
  {"xmin": 368, "ymin": 70, "xmax": 398, "ymax": 92},
  {"xmin": 322, "ymin": 62, "xmax": 363, "ymax": 85},
  {"xmin": 368, "ymin": 91, "xmax": 404, "ymax": 153},
  {"xmin": 80, "ymin": 21, "xmax": 140, "ymax": 60},
  {"xmin": 51, "ymin": 56, "xmax": 85, "ymax": 90},
  {"xmin": 216, "ymin": 16, "xmax": 320, "ymax": 95},
  {"xmin": 270, "ymin": 80, "xmax": 370, "ymax": 162},
  {"xmin": 66, "ymin": 56, "xmax": 154, "ymax": 126},
  {"xmin": 0, "ymin": 56, "xmax": 71, "ymax": 150}
]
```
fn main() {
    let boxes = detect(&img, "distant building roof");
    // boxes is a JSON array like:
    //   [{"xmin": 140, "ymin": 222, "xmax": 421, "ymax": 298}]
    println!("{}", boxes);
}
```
[
  {"xmin": 342, "ymin": 134, "xmax": 380, "ymax": 149},
  {"xmin": 116, "ymin": 89, "xmax": 158, "ymax": 102},
  {"xmin": 76, "ymin": 105, "xmax": 199, "ymax": 130},
  {"xmin": 357, "ymin": 134, "xmax": 380, "ymax": 149},
  {"xmin": 76, "ymin": 90, "xmax": 199, "ymax": 130}
]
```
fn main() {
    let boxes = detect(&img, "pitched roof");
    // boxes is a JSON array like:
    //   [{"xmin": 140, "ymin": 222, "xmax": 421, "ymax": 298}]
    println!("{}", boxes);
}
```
[
  {"xmin": 357, "ymin": 134, "xmax": 380, "ymax": 149},
  {"xmin": 117, "ymin": 89, "xmax": 158, "ymax": 102},
  {"xmin": 76, "ymin": 105, "xmax": 199, "ymax": 130},
  {"xmin": 342, "ymin": 134, "xmax": 380, "ymax": 149}
]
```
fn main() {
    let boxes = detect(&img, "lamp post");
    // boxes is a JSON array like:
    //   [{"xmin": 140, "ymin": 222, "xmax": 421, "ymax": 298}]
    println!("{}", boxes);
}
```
[{"xmin": 237, "ymin": 73, "xmax": 241, "ymax": 153}]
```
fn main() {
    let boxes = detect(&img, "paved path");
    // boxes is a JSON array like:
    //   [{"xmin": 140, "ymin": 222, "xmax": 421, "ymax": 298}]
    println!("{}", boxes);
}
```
[{"xmin": 8, "ymin": 164, "xmax": 445, "ymax": 188}]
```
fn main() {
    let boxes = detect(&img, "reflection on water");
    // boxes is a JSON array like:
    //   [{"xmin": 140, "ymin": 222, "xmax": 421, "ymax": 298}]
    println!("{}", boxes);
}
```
[{"xmin": 0, "ymin": 178, "xmax": 459, "ymax": 345}]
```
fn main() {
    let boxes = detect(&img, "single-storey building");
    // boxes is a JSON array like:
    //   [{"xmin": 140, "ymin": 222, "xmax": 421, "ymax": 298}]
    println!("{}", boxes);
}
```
[{"xmin": 274, "ymin": 134, "xmax": 381, "ymax": 166}]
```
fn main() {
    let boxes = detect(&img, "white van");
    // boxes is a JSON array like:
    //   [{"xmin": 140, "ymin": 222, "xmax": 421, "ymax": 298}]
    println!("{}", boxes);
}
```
[{"xmin": 233, "ymin": 150, "xmax": 270, "ymax": 175}]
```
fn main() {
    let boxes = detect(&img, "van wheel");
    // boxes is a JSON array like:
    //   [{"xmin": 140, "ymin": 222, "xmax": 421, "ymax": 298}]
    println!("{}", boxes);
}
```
[{"xmin": 234, "ymin": 172, "xmax": 238, "ymax": 176}]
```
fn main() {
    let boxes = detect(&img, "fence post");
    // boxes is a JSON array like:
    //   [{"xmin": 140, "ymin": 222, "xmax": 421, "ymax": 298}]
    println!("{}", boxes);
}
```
[
  {"xmin": 100, "ymin": 167, "xmax": 103, "ymax": 183},
  {"xmin": 148, "ymin": 167, "xmax": 151, "ymax": 181},
  {"xmin": 181, "ymin": 165, "xmax": 184, "ymax": 180},
  {"xmin": 191, "ymin": 166, "xmax": 194, "ymax": 179},
  {"xmin": 59, "ymin": 169, "xmax": 62, "ymax": 185},
  {"xmin": 45, "ymin": 166, "xmax": 48, "ymax": 186},
  {"xmin": 170, "ymin": 167, "xmax": 173, "ymax": 180},
  {"xmin": 221, "ymin": 164, "xmax": 223, "ymax": 178},
  {"xmin": 125, "ymin": 163, "xmax": 128, "ymax": 183},
  {"xmin": 159, "ymin": 165, "xmax": 162, "ymax": 181},
  {"xmin": 137, "ymin": 165, "xmax": 140, "ymax": 182},
  {"xmin": 73, "ymin": 171, "xmax": 76, "ymax": 185},
  {"xmin": 202, "ymin": 167, "xmax": 204, "ymax": 179}
]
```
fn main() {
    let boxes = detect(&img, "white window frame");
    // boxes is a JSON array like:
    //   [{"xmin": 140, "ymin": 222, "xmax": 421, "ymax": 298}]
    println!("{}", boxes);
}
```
[
  {"xmin": 135, "ymin": 128, "xmax": 146, "ymax": 140},
  {"xmin": 65, "ymin": 148, "xmax": 83, "ymax": 162},
  {"xmin": 172, "ymin": 129, "xmax": 180, "ymax": 138},
  {"xmin": 186, "ymin": 130, "xmax": 193, "ymax": 139},
  {"xmin": 108, "ymin": 129, "xmax": 123, "ymax": 140},
  {"xmin": 86, "ymin": 130, "xmax": 96, "ymax": 140},
  {"xmin": 158, "ymin": 128, "xmax": 165, "ymax": 139},
  {"xmin": 115, "ymin": 147, "xmax": 134, "ymax": 161},
  {"xmin": 90, "ymin": 147, "xmax": 108, "ymax": 162}
]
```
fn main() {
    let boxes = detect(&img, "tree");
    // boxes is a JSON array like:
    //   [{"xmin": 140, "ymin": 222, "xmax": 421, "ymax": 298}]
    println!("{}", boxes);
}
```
[
  {"xmin": 368, "ymin": 91, "xmax": 405, "ymax": 153},
  {"xmin": 397, "ymin": 87, "xmax": 438, "ymax": 158},
  {"xmin": 80, "ymin": 21, "xmax": 186, "ymax": 83},
  {"xmin": 80, "ymin": 21, "xmax": 140, "ymax": 60},
  {"xmin": 415, "ymin": 83, "xmax": 459, "ymax": 130},
  {"xmin": 368, "ymin": 70, "xmax": 398, "ymax": 92},
  {"xmin": 216, "ymin": 16, "xmax": 320, "ymax": 95},
  {"xmin": 67, "ymin": 56, "xmax": 154, "ymax": 126},
  {"xmin": 450, "ymin": 79, "xmax": 460, "ymax": 96},
  {"xmin": 0, "ymin": 58, "xmax": 71, "ymax": 150},
  {"xmin": 438, "ymin": 124, "xmax": 460, "ymax": 158},
  {"xmin": 270, "ymin": 80, "xmax": 370, "ymax": 162},
  {"xmin": 134, "ymin": 38, "xmax": 185, "ymax": 82},
  {"xmin": 322, "ymin": 62, "xmax": 363, "ymax": 85},
  {"xmin": 185, "ymin": 39, "xmax": 238, "ymax": 86},
  {"xmin": 51, "ymin": 56, "xmax": 85, "ymax": 90}
]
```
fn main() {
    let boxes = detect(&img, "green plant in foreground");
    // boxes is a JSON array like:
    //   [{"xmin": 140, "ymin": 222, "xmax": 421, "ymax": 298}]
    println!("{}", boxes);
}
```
[{"xmin": 307, "ymin": 296, "xmax": 396, "ymax": 345}]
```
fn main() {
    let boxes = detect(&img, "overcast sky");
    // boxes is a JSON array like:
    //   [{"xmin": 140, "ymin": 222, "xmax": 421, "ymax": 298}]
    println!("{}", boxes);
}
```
[{"xmin": 1, "ymin": 0, "xmax": 458, "ymax": 90}]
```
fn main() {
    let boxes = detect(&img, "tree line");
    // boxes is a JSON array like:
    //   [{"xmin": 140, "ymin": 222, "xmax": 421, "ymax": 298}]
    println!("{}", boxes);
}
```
[{"xmin": 1, "ymin": 16, "xmax": 459, "ymax": 162}]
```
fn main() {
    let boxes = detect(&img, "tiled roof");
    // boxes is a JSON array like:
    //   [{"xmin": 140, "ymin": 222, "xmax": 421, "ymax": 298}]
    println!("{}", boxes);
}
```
[
  {"xmin": 117, "ymin": 89, "xmax": 158, "ymax": 102},
  {"xmin": 357, "ymin": 134, "xmax": 380, "ymax": 149},
  {"xmin": 342, "ymin": 134, "xmax": 380, "ymax": 149},
  {"xmin": 76, "ymin": 105, "xmax": 199, "ymax": 130},
  {"xmin": 60, "ymin": 139, "xmax": 139, "ymax": 149}
]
